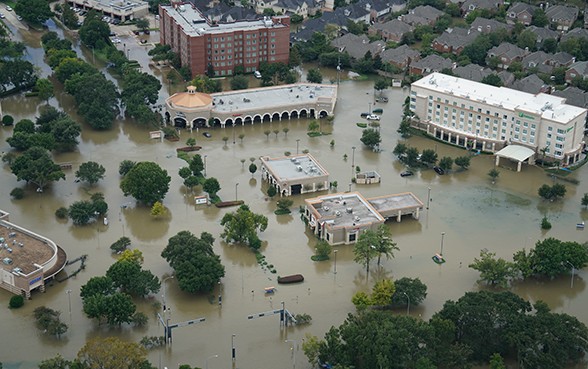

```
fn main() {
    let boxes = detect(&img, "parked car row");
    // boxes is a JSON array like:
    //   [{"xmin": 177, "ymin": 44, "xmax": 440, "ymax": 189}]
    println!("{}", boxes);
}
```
[{"xmin": 399, "ymin": 166, "xmax": 445, "ymax": 177}]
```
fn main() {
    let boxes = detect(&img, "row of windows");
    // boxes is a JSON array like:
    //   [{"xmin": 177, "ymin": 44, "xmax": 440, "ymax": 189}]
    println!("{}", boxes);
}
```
[{"xmin": 211, "ymin": 32, "xmax": 276, "ymax": 42}]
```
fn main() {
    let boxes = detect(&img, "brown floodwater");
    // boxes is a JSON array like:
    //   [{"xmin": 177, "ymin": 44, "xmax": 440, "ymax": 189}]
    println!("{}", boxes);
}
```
[{"xmin": 1, "ymin": 22, "xmax": 588, "ymax": 369}]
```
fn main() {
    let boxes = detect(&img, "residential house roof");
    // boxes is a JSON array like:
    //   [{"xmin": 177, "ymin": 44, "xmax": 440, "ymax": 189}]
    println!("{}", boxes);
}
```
[
  {"xmin": 498, "ymin": 70, "xmax": 515, "ymax": 86},
  {"xmin": 510, "ymin": 74, "xmax": 549, "ymax": 94},
  {"xmin": 453, "ymin": 64, "xmax": 492, "ymax": 82},
  {"xmin": 487, "ymin": 42, "xmax": 528, "ymax": 61},
  {"xmin": 433, "ymin": 27, "xmax": 479, "ymax": 51},
  {"xmin": 470, "ymin": 17, "xmax": 513, "ymax": 34},
  {"xmin": 522, "ymin": 51, "xmax": 553, "ymax": 73},
  {"xmin": 410, "ymin": 54, "xmax": 453, "ymax": 73},
  {"xmin": 343, "ymin": 2, "xmax": 371, "ymax": 22},
  {"xmin": 380, "ymin": 44, "xmax": 421, "ymax": 65},
  {"xmin": 275, "ymin": 0, "xmax": 314, "ymax": 13},
  {"xmin": 526, "ymin": 25, "xmax": 559, "ymax": 43},
  {"xmin": 461, "ymin": 0, "xmax": 504, "ymax": 14},
  {"xmin": 560, "ymin": 27, "xmax": 588, "ymax": 43},
  {"xmin": 356, "ymin": 0, "xmax": 391, "ymax": 14},
  {"xmin": 567, "ymin": 61, "xmax": 588, "ymax": 77},
  {"xmin": 545, "ymin": 5, "xmax": 579, "ymax": 24},
  {"xmin": 400, "ymin": 5, "xmax": 443, "ymax": 26},
  {"xmin": 553, "ymin": 86, "xmax": 588, "ymax": 108},
  {"xmin": 331, "ymin": 34, "xmax": 385, "ymax": 59},
  {"xmin": 370, "ymin": 19, "xmax": 413, "ymax": 38},
  {"xmin": 507, "ymin": 2, "xmax": 537, "ymax": 18},
  {"xmin": 204, "ymin": 4, "xmax": 258, "ymax": 22}
]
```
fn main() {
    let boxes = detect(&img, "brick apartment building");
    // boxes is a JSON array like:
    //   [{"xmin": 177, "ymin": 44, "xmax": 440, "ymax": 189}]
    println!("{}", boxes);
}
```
[{"xmin": 159, "ymin": 2, "xmax": 290, "ymax": 77}]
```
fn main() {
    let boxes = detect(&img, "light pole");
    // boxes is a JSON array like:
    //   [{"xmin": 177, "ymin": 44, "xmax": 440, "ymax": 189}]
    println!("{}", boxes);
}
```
[
  {"xmin": 402, "ymin": 292, "xmax": 410, "ymax": 315},
  {"xmin": 233, "ymin": 124, "xmax": 236, "ymax": 144},
  {"xmin": 333, "ymin": 249, "xmax": 338, "ymax": 274},
  {"xmin": 440, "ymin": 232, "xmax": 446, "ymax": 256},
  {"xmin": 162, "ymin": 275, "xmax": 174, "ymax": 315},
  {"xmin": 205, "ymin": 354, "xmax": 218, "ymax": 369},
  {"xmin": 204, "ymin": 155, "xmax": 207, "ymax": 177},
  {"xmin": 426, "ymin": 187, "xmax": 431, "ymax": 210},
  {"xmin": 368, "ymin": 102, "xmax": 372, "ymax": 114},
  {"xmin": 565, "ymin": 261, "xmax": 576, "ymax": 288},
  {"xmin": 66, "ymin": 289, "xmax": 72, "ymax": 317},
  {"xmin": 348, "ymin": 183, "xmax": 352, "ymax": 192},
  {"xmin": 351, "ymin": 146, "xmax": 356, "ymax": 179},
  {"xmin": 235, "ymin": 183, "xmax": 239, "ymax": 201},
  {"xmin": 285, "ymin": 339, "xmax": 298, "ymax": 369},
  {"xmin": 231, "ymin": 334, "xmax": 236, "ymax": 363},
  {"xmin": 296, "ymin": 139, "xmax": 300, "ymax": 154}
]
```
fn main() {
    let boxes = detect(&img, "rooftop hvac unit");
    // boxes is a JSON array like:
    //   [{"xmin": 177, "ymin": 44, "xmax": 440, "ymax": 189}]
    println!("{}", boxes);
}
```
[
  {"xmin": 13, "ymin": 267, "xmax": 21, "ymax": 273},
  {"xmin": 335, "ymin": 211, "xmax": 341, "ymax": 217},
  {"xmin": 354, "ymin": 216, "xmax": 361, "ymax": 222},
  {"xmin": 297, "ymin": 166, "xmax": 303, "ymax": 172},
  {"xmin": 323, "ymin": 206, "xmax": 330, "ymax": 211},
  {"xmin": 346, "ymin": 207, "xmax": 353, "ymax": 213},
  {"xmin": 290, "ymin": 157, "xmax": 297, "ymax": 162}
]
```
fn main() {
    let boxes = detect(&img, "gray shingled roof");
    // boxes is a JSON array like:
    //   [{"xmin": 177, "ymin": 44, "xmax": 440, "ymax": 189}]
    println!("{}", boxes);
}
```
[
  {"xmin": 488, "ymin": 42, "xmax": 528, "ymax": 60},
  {"xmin": 434, "ymin": 27, "xmax": 479, "ymax": 51},
  {"xmin": 410, "ymin": 5, "xmax": 443, "ymax": 20},
  {"xmin": 380, "ymin": 44, "xmax": 421, "ymax": 64},
  {"xmin": 371, "ymin": 19, "xmax": 413, "ymax": 36},
  {"xmin": 561, "ymin": 27, "xmax": 588, "ymax": 43},
  {"xmin": 470, "ymin": 17, "xmax": 513, "ymax": 33},
  {"xmin": 507, "ymin": 2, "xmax": 537, "ymax": 16},
  {"xmin": 462, "ymin": 0, "xmax": 504, "ymax": 12},
  {"xmin": 411, "ymin": 54, "xmax": 453, "ymax": 72},
  {"xmin": 526, "ymin": 26, "xmax": 559, "ymax": 42},
  {"xmin": 510, "ymin": 74, "xmax": 548, "ymax": 94},
  {"xmin": 545, "ymin": 5, "xmax": 579, "ymax": 22},
  {"xmin": 331, "ymin": 34, "xmax": 385, "ymax": 59},
  {"xmin": 568, "ymin": 61, "xmax": 588, "ymax": 77},
  {"xmin": 553, "ymin": 86, "xmax": 588, "ymax": 108},
  {"xmin": 454, "ymin": 64, "xmax": 492, "ymax": 82}
]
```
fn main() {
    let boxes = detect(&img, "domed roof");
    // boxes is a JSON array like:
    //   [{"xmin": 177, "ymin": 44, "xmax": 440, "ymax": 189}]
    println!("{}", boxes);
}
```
[{"xmin": 167, "ymin": 86, "xmax": 212, "ymax": 108}]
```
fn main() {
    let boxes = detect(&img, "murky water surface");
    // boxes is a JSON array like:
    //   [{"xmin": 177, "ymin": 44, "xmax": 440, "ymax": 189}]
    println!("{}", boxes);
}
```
[{"xmin": 1, "ymin": 23, "xmax": 588, "ymax": 369}]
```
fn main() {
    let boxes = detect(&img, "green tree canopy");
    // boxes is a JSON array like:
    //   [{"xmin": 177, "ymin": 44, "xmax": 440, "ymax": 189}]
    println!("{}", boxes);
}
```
[
  {"xmin": 161, "ymin": 231, "xmax": 225, "ymax": 293},
  {"xmin": 390, "ymin": 277, "xmax": 427, "ymax": 308},
  {"xmin": 469, "ymin": 249, "xmax": 517, "ymax": 288},
  {"xmin": 78, "ymin": 337, "xmax": 149, "ymax": 369},
  {"xmin": 14, "ymin": 0, "xmax": 53, "ymax": 25},
  {"xmin": 106, "ymin": 259, "xmax": 160, "ymax": 297},
  {"xmin": 75, "ymin": 161, "xmax": 106, "ymax": 185},
  {"xmin": 513, "ymin": 237, "xmax": 588, "ymax": 279},
  {"xmin": 10, "ymin": 146, "xmax": 65, "ymax": 190},
  {"xmin": 120, "ymin": 161, "xmax": 171, "ymax": 205},
  {"xmin": 220, "ymin": 205, "xmax": 268, "ymax": 249},
  {"xmin": 360, "ymin": 128, "xmax": 381, "ymax": 149},
  {"xmin": 203, "ymin": 177, "xmax": 221, "ymax": 197},
  {"xmin": 307, "ymin": 68, "xmax": 323, "ymax": 83}
]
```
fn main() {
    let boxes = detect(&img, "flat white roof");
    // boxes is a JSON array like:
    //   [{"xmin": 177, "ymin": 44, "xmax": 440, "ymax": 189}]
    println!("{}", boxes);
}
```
[
  {"xmin": 310, "ymin": 192, "xmax": 384, "ymax": 228},
  {"xmin": 412, "ymin": 73, "xmax": 586, "ymax": 124},
  {"xmin": 161, "ymin": 4, "xmax": 287, "ymax": 36},
  {"xmin": 495, "ymin": 145, "xmax": 535, "ymax": 162},
  {"xmin": 212, "ymin": 84, "xmax": 337, "ymax": 114},
  {"xmin": 262, "ymin": 154, "xmax": 328, "ymax": 181}
]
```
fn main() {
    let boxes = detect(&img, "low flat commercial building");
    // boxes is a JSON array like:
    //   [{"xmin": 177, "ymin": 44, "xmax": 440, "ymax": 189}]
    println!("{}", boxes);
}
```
[
  {"xmin": 304, "ymin": 192, "xmax": 423, "ymax": 245},
  {"xmin": 410, "ymin": 73, "xmax": 587, "ymax": 165},
  {"xmin": 159, "ymin": 2, "xmax": 290, "ymax": 77},
  {"xmin": 0, "ymin": 210, "xmax": 67, "ymax": 298},
  {"xmin": 260, "ymin": 154, "xmax": 329, "ymax": 196},
  {"xmin": 165, "ymin": 83, "xmax": 338, "ymax": 128},
  {"xmin": 67, "ymin": 0, "xmax": 149, "ymax": 21}
]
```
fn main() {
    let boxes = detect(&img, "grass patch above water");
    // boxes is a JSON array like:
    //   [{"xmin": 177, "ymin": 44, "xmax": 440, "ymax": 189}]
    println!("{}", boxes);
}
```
[{"xmin": 505, "ymin": 193, "xmax": 532, "ymax": 206}]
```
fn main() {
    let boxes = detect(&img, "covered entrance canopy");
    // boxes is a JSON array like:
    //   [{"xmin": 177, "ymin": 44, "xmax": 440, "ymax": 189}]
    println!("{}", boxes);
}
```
[{"xmin": 494, "ymin": 145, "xmax": 535, "ymax": 172}]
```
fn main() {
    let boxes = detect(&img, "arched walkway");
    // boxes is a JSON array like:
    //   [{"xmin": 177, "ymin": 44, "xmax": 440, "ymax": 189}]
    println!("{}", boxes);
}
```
[
  {"xmin": 174, "ymin": 117, "xmax": 187, "ymax": 128},
  {"xmin": 272, "ymin": 113, "xmax": 280, "ymax": 121},
  {"xmin": 192, "ymin": 118, "xmax": 207, "ymax": 128}
]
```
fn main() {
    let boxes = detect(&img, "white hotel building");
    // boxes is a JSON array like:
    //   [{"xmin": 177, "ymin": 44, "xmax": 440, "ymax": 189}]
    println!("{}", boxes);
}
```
[{"xmin": 410, "ymin": 73, "xmax": 586, "ymax": 165}]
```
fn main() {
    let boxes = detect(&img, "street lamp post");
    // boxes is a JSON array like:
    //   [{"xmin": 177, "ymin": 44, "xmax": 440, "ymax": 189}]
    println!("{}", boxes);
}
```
[
  {"xmin": 333, "ymin": 249, "xmax": 338, "ymax": 274},
  {"xmin": 285, "ymin": 339, "xmax": 298, "ymax": 369},
  {"xmin": 565, "ymin": 261, "xmax": 576, "ymax": 289},
  {"xmin": 440, "ymin": 232, "xmax": 446, "ymax": 256},
  {"xmin": 204, "ymin": 155, "xmax": 207, "ymax": 177},
  {"xmin": 351, "ymin": 146, "xmax": 356, "ymax": 179},
  {"xmin": 348, "ymin": 183, "xmax": 352, "ymax": 192},
  {"xmin": 205, "ymin": 354, "xmax": 218, "ymax": 369},
  {"xmin": 231, "ymin": 334, "xmax": 236, "ymax": 363},
  {"xmin": 66, "ymin": 289, "xmax": 72, "ymax": 317},
  {"xmin": 296, "ymin": 139, "xmax": 300, "ymax": 155},
  {"xmin": 233, "ymin": 124, "xmax": 236, "ymax": 144},
  {"xmin": 162, "ymin": 276, "xmax": 174, "ymax": 315},
  {"xmin": 426, "ymin": 187, "xmax": 431, "ymax": 210},
  {"xmin": 235, "ymin": 183, "xmax": 239, "ymax": 201},
  {"xmin": 402, "ymin": 292, "xmax": 410, "ymax": 315}
]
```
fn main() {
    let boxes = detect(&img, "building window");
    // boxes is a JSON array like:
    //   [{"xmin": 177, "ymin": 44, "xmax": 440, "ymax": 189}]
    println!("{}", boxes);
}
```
[{"xmin": 349, "ymin": 233, "xmax": 356, "ymax": 242}]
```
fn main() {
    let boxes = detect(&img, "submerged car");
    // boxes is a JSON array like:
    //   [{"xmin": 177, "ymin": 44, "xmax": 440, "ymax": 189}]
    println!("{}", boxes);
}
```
[
  {"xmin": 400, "ymin": 170, "xmax": 414, "ymax": 177},
  {"xmin": 202, "ymin": 132, "xmax": 212, "ymax": 138},
  {"xmin": 253, "ymin": 70, "xmax": 262, "ymax": 79},
  {"xmin": 366, "ymin": 114, "xmax": 380, "ymax": 121},
  {"xmin": 433, "ymin": 166, "xmax": 445, "ymax": 175}
]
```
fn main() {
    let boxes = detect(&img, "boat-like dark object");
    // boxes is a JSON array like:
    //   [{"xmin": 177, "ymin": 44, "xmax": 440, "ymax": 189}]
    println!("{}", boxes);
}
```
[{"xmin": 278, "ymin": 274, "xmax": 304, "ymax": 284}]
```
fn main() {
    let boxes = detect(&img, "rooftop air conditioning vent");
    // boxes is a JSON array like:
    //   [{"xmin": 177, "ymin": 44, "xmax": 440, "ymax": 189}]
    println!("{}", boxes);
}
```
[
  {"xmin": 335, "ymin": 211, "xmax": 341, "ymax": 217},
  {"xmin": 323, "ymin": 206, "xmax": 330, "ymax": 211},
  {"xmin": 297, "ymin": 166, "xmax": 303, "ymax": 172},
  {"xmin": 346, "ymin": 207, "xmax": 353, "ymax": 213}
]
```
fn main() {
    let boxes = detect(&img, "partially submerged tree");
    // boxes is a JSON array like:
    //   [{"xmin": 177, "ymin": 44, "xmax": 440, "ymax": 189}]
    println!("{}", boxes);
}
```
[{"xmin": 220, "ymin": 205, "xmax": 268, "ymax": 249}]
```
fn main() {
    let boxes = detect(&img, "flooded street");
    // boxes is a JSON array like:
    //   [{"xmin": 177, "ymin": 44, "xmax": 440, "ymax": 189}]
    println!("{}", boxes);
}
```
[{"xmin": 2, "ymin": 24, "xmax": 588, "ymax": 369}]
